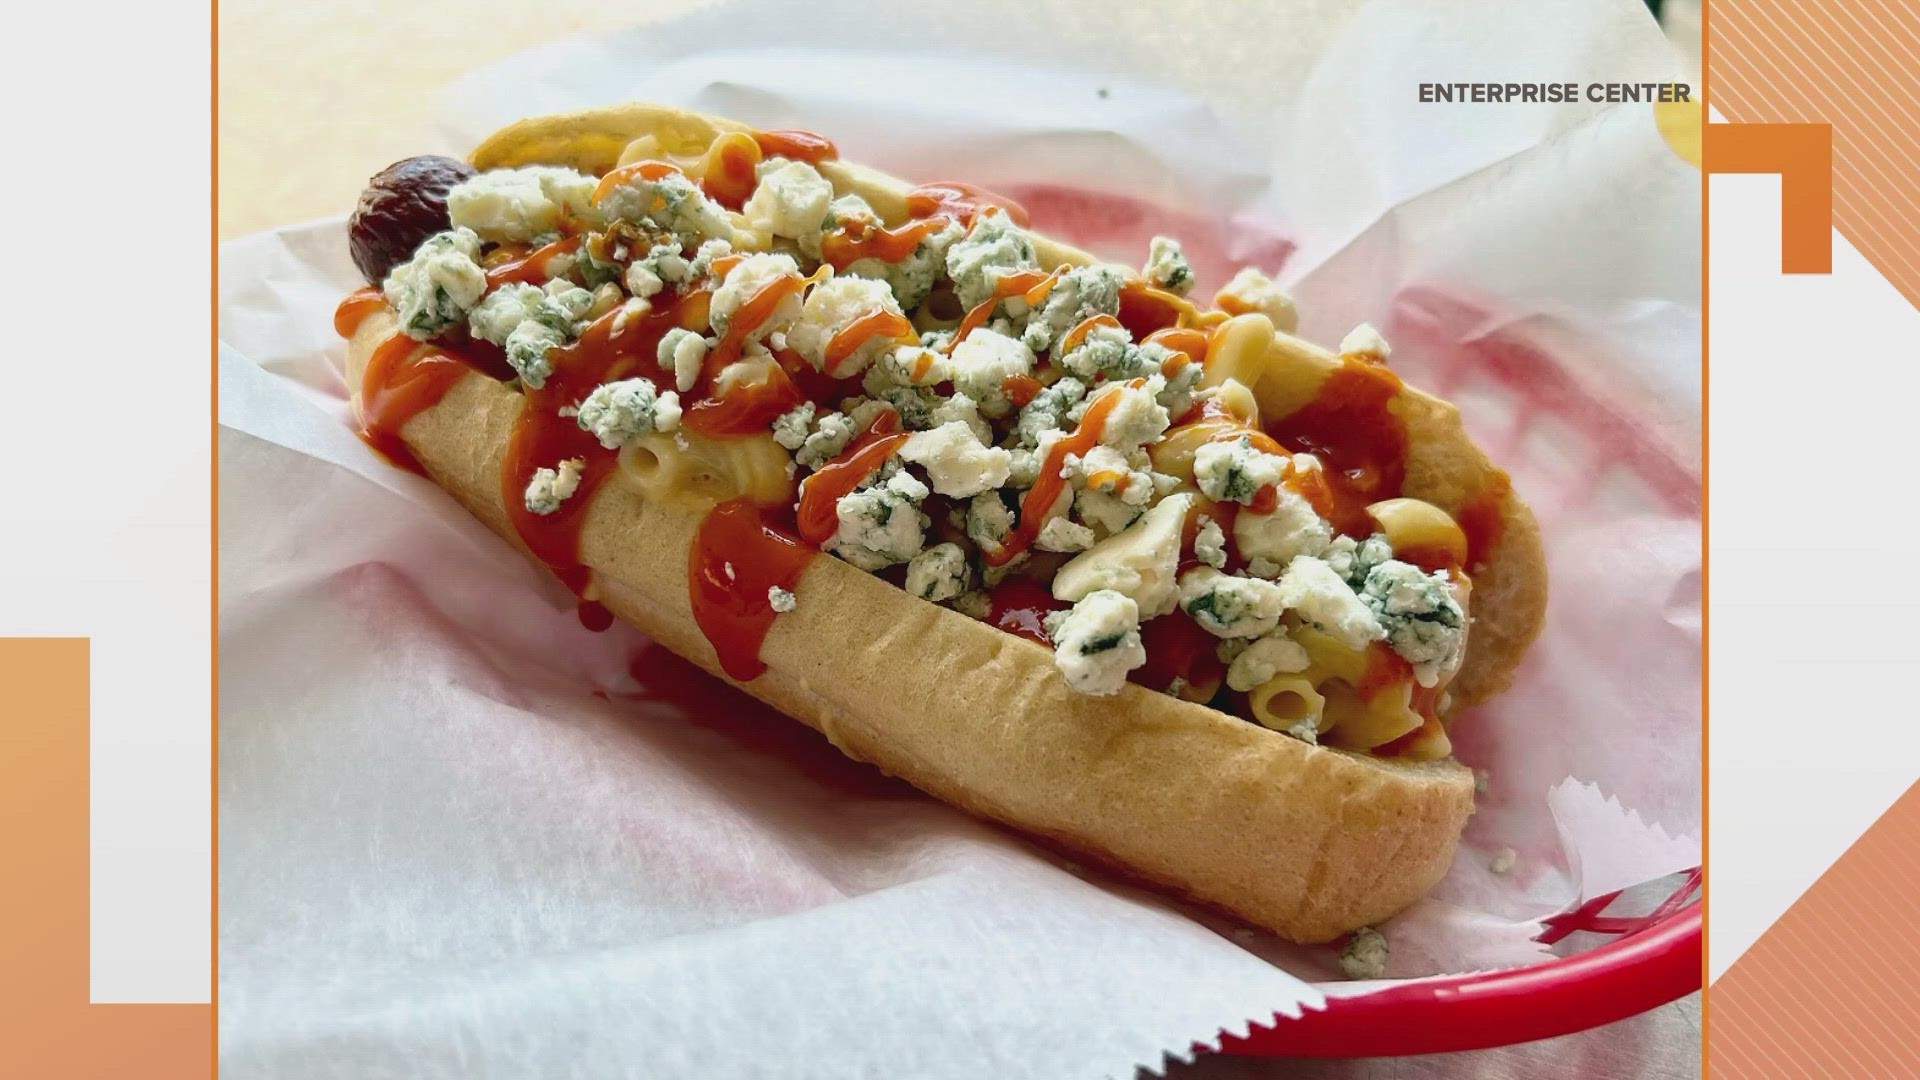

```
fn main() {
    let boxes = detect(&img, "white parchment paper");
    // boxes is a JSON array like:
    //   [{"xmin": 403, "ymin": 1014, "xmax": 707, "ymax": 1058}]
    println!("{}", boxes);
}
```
[{"xmin": 218, "ymin": 1, "xmax": 1701, "ymax": 1075}]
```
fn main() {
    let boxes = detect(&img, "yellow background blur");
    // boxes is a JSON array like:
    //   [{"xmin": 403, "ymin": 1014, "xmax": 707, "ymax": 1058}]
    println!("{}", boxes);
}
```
[
  {"xmin": 217, "ymin": 1, "xmax": 715, "ymax": 238},
  {"xmin": 218, "ymin": 0, "xmax": 1697, "ymax": 240}
]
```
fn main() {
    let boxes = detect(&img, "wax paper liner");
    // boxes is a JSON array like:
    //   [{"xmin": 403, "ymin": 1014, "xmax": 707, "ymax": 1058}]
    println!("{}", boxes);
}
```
[{"xmin": 218, "ymin": 2, "xmax": 1700, "ymax": 1075}]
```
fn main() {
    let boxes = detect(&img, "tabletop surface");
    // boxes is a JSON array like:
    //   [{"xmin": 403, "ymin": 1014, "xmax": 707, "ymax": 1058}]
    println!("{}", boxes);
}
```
[{"xmin": 217, "ymin": 2, "xmax": 1704, "ymax": 1075}]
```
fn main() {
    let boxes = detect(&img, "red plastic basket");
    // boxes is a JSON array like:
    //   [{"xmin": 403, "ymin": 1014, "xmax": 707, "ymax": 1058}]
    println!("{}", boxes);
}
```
[{"xmin": 1222, "ymin": 871, "xmax": 1702, "ymax": 1057}]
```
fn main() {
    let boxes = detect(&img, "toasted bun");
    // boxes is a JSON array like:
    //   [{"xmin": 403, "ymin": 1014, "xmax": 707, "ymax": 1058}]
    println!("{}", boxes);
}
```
[
  {"xmin": 334, "ymin": 104, "xmax": 1554, "ymax": 940},
  {"xmin": 348, "ymin": 312, "xmax": 1471, "ymax": 943}
]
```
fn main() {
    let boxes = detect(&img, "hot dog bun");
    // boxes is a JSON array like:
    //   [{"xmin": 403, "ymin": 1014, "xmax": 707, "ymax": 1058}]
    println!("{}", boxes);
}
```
[
  {"xmin": 346, "ymin": 309, "xmax": 1476, "ymax": 942},
  {"xmin": 335, "ymin": 103, "xmax": 1555, "ymax": 941}
]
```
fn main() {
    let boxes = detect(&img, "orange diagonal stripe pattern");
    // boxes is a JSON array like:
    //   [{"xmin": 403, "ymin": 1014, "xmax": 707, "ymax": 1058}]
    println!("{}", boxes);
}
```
[
  {"xmin": 0, "ymin": 640, "xmax": 211, "ymax": 1076},
  {"xmin": 1710, "ymin": 0, "xmax": 1920, "ymax": 310},
  {"xmin": 1710, "ymin": 776, "xmax": 1920, "ymax": 1077}
]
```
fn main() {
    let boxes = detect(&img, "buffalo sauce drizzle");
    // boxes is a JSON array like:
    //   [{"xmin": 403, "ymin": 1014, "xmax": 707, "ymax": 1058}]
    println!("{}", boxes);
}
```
[
  {"xmin": 500, "ymin": 289, "xmax": 707, "ymax": 629},
  {"xmin": 1142, "ymin": 326, "xmax": 1207, "ymax": 375},
  {"xmin": 905, "ymin": 181, "xmax": 1029, "ymax": 228},
  {"xmin": 1001, "ymin": 375, "xmax": 1043, "ymax": 409},
  {"xmin": 1132, "ymin": 613, "xmax": 1226, "ymax": 699},
  {"xmin": 334, "ymin": 287, "xmax": 387, "ymax": 337},
  {"xmin": 824, "ymin": 309, "xmax": 917, "ymax": 376},
  {"xmin": 1116, "ymin": 281, "xmax": 1187, "ymax": 338},
  {"xmin": 1456, "ymin": 469, "xmax": 1511, "ymax": 572},
  {"xmin": 1264, "ymin": 356, "xmax": 1408, "ymax": 537},
  {"xmin": 754, "ymin": 128, "xmax": 838, "ymax": 165},
  {"xmin": 985, "ymin": 382, "xmax": 1133, "ymax": 567},
  {"xmin": 985, "ymin": 582, "xmax": 1068, "ymax": 646},
  {"xmin": 681, "ymin": 269, "xmax": 836, "ymax": 438},
  {"xmin": 795, "ymin": 410, "xmax": 908, "ymax": 545},
  {"xmin": 822, "ymin": 215, "xmax": 954, "ymax": 269},
  {"xmin": 336, "ymin": 290, "xmax": 503, "ymax": 476},
  {"xmin": 701, "ymin": 137, "xmax": 762, "ymax": 209},
  {"xmin": 689, "ymin": 499, "xmax": 815, "ymax": 681},
  {"xmin": 682, "ymin": 358, "xmax": 807, "ymax": 437},
  {"xmin": 351, "ymin": 336, "xmax": 472, "ymax": 476},
  {"xmin": 1058, "ymin": 313, "xmax": 1122, "ymax": 356},
  {"xmin": 945, "ymin": 267, "xmax": 1064, "ymax": 352},
  {"xmin": 485, "ymin": 235, "xmax": 583, "ymax": 288}
]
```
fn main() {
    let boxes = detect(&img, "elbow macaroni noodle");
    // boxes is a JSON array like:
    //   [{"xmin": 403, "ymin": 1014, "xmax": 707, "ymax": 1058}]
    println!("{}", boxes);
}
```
[
  {"xmin": 1364, "ymin": 497, "xmax": 1469, "ymax": 567},
  {"xmin": 619, "ymin": 430, "xmax": 795, "ymax": 509},
  {"xmin": 1247, "ymin": 675, "xmax": 1326, "ymax": 734},
  {"xmin": 1255, "ymin": 627, "xmax": 1424, "ymax": 752},
  {"xmin": 1147, "ymin": 378, "xmax": 1267, "ymax": 486}
]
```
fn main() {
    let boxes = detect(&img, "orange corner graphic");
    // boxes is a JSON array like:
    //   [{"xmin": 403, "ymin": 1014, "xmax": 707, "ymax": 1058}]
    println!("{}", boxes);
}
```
[
  {"xmin": 1711, "ymin": 0, "xmax": 1920, "ymax": 308},
  {"xmin": 1704, "ymin": 122, "xmax": 1833, "ymax": 274},
  {"xmin": 0, "ymin": 639, "xmax": 211, "ymax": 1076}
]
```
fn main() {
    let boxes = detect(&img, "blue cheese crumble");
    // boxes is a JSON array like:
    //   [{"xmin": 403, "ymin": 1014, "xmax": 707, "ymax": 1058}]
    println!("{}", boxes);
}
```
[
  {"xmin": 1225, "ymin": 631, "xmax": 1311, "ymax": 692},
  {"xmin": 944, "ymin": 210, "xmax": 1040, "ymax": 310},
  {"xmin": 744, "ymin": 158, "xmax": 835, "ymax": 256},
  {"xmin": 790, "ymin": 409, "xmax": 861, "ymax": 469},
  {"xmin": 467, "ymin": 280, "xmax": 591, "ymax": 389},
  {"xmin": 1360, "ymin": 560, "xmax": 1466, "ymax": 686},
  {"xmin": 1141, "ymin": 236, "xmax": 1194, "ymax": 295},
  {"xmin": 383, "ymin": 227, "xmax": 487, "ymax": 340},
  {"xmin": 1234, "ymin": 484, "xmax": 1333, "ymax": 566},
  {"xmin": 524, "ymin": 457, "xmax": 585, "ymax": 515},
  {"xmin": 1022, "ymin": 264, "xmax": 1126, "ymax": 354},
  {"xmin": 1036, "ymin": 517, "xmax": 1097, "ymax": 553},
  {"xmin": 1275, "ymin": 555, "xmax": 1386, "ymax": 650},
  {"xmin": 829, "ymin": 468, "xmax": 930, "ymax": 570},
  {"xmin": 448, "ymin": 166, "xmax": 599, "ymax": 243},
  {"xmin": 625, "ymin": 242, "xmax": 695, "ymax": 299},
  {"xmin": 1340, "ymin": 927, "xmax": 1389, "ymax": 980},
  {"xmin": 786, "ymin": 276, "xmax": 904, "ymax": 375},
  {"xmin": 1215, "ymin": 266, "xmax": 1298, "ymax": 331},
  {"xmin": 965, "ymin": 490, "xmax": 1018, "ymax": 556},
  {"xmin": 656, "ymin": 326, "xmax": 710, "ymax": 393},
  {"xmin": 771, "ymin": 402, "xmax": 817, "ymax": 451},
  {"xmin": 1339, "ymin": 322, "xmax": 1391, "ymax": 359},
  {"xmin": 846, "ymin": 217, "xmax": 965, "ymax": 310},
  {"xmin": 899, "ymin": 421, "xmax": 1012, "ymax": 498},
  {"xmin": 1014, "ymin": 376, "xmax": 1087, "ymax": 447},
  {"xmin": 768, "ymin": 586, "xmax": 797, "ymax": 613},
  {"xmin": 905, "ymin": 542, "xmax": 971, "ymax": 602},
  {"xmin": 945, "ymin": 329, "xmax": 1036, "ymax": 418},
  {"xmin": 1193, "ymin": 434, "xmax": 1288, "ymax": 505},
  {"xmin": 1074, "ymin": 488, "xmax": 1145, "ymax": 534},
  {"xmin": 1057, "ymin": 324, "xmax": 1174, "ymax": 383},
  {"xmin": 1324, "ymin": 533, "xmax": 1395, "ymax": 589},
  {"xmin": 598, "ymin": 169, "xmax": 735, "ymax": 248},
  {"xmin": 1177, "ymin": 567, "xmax": 1288, "ymax": 638},
  {"xmin": 1043, "ymin": 589, "xmax": 1147, "ymax": 696},
  {"xmin": 1194, "ymin": 517, "xmax": 1228, "ymax": 568},
  {"xmin": 710, "ymin": 253, "xmax": 803, "ymax": 339},
  {"xmin": 575, "ymin": 377, "xmax": 682, "ymax": 449},
  {"xmin": 1094, "ymin": 379, "xmax": 1173, "ymax": 450}
]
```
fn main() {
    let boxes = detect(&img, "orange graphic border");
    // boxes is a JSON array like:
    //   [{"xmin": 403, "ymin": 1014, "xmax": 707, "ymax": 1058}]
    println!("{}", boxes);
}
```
[
  {"xmin": 0, "ymin": 640, "xmax": 212, "ymax": 1075},
  {"xmin": 1706, "ymin": 0, "xmax": 1920, "ymax": 1075}
]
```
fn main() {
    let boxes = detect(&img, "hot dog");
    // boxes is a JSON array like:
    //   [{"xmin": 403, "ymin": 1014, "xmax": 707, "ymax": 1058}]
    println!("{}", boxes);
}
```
[{"xmin": 333, "ymin": 104, "xmax": 1547, "ymax": 942}]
